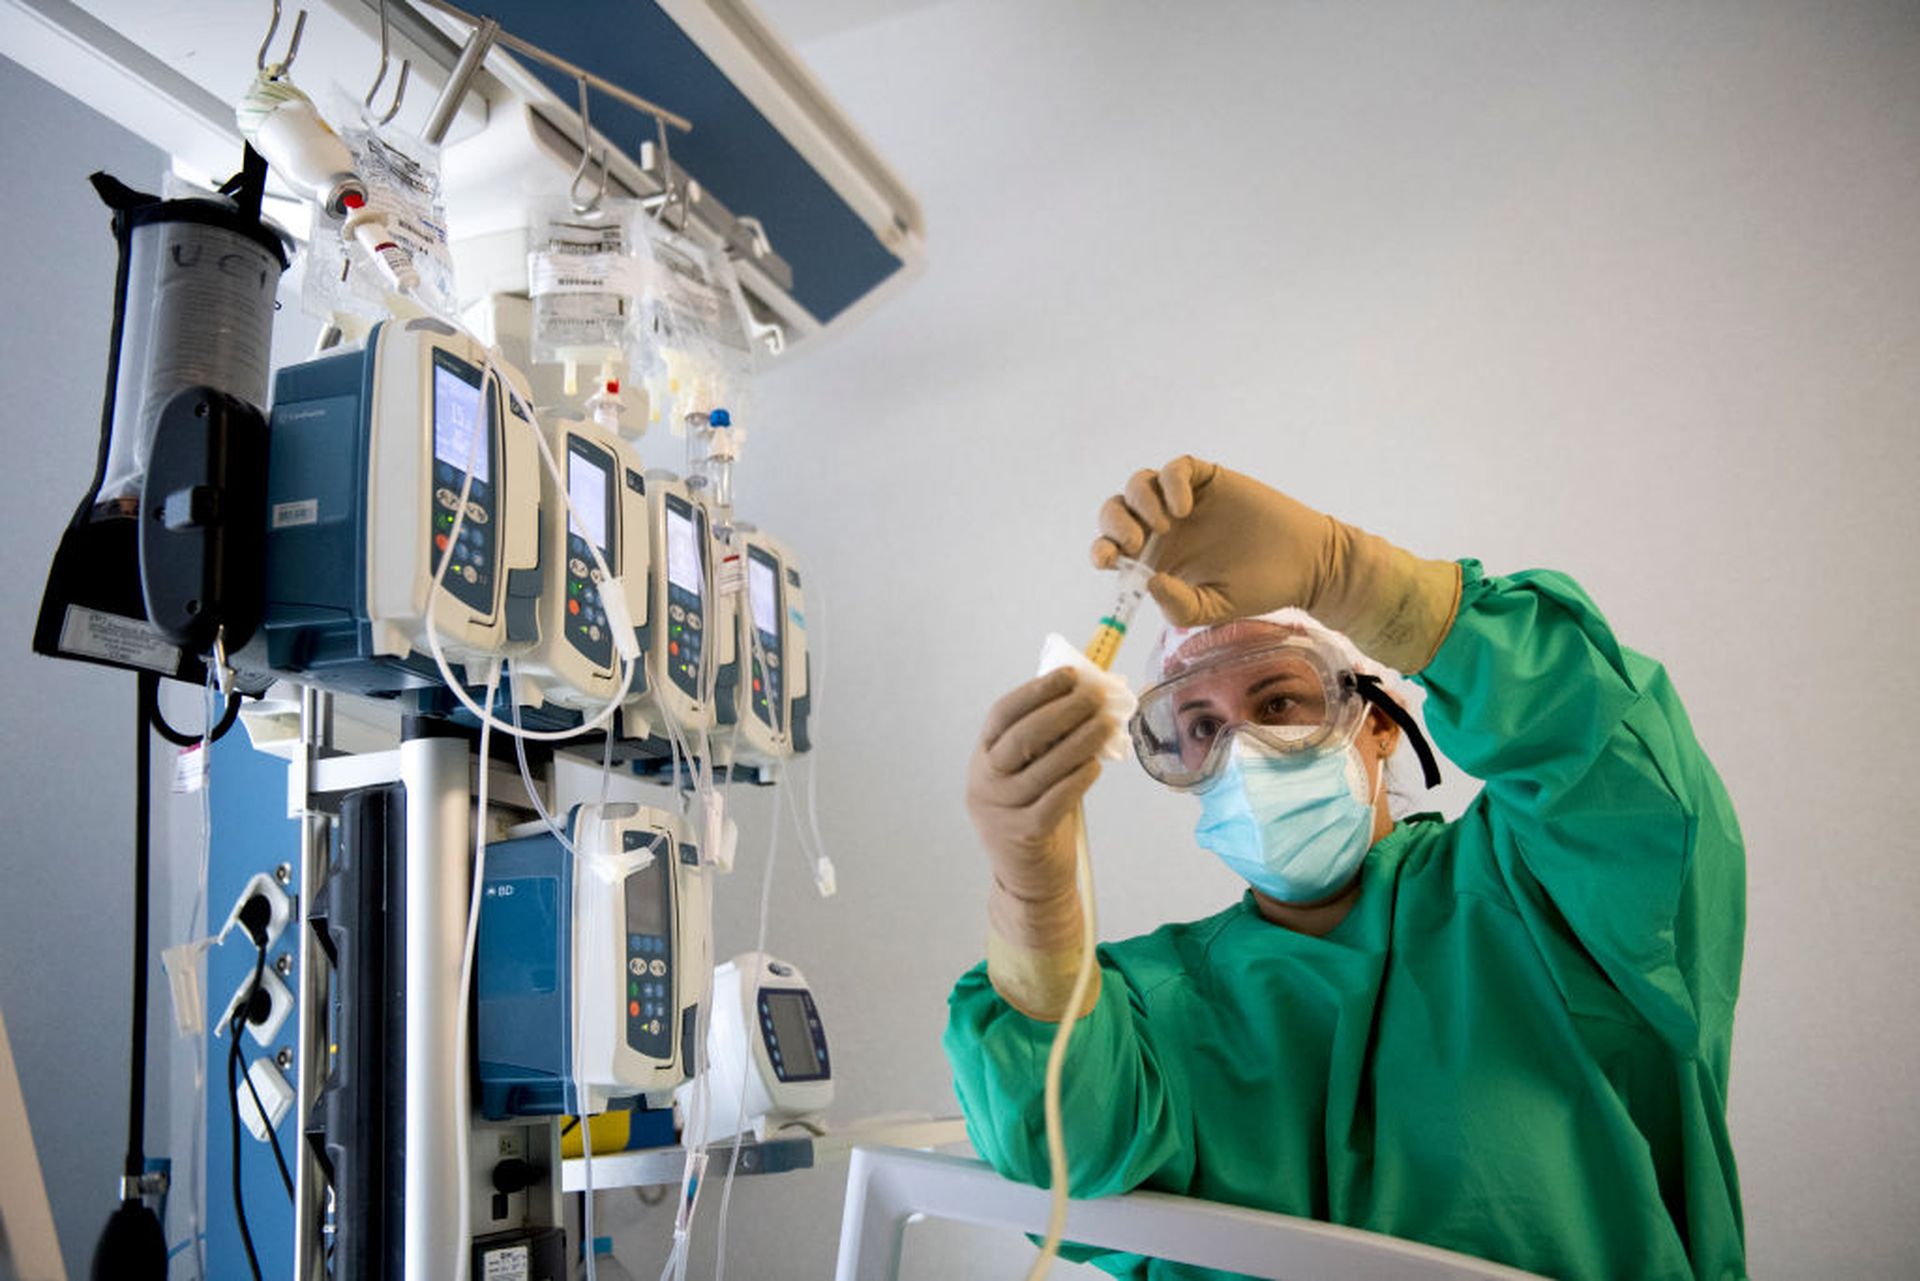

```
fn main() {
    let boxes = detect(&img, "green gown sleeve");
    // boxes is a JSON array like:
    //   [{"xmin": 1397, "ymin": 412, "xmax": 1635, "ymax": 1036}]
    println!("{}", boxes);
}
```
[
  {"xmin": 943, "ymin": 953, "xmax": 1194, "ymax": 1199},
  {"xmin": 1413, "ymin": 560, "xmax": 1745, "ymax": 1051}
]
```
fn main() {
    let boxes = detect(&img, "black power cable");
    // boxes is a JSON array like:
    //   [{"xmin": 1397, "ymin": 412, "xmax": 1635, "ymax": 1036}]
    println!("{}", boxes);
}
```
[
  {"xmin": 227, "ymin": 939, "xmax": 269, "ymax": 1281},
  {"xmin": 143, "ymin": 677, "xmax": 245, "ymax": 748},
  {"xmin": 91, "ymin": 671, "xmax": 169, "ymax": 1280},
  {"xmin": 229, "ymin": 938, "xmax": 295, "ymax": 1199}
]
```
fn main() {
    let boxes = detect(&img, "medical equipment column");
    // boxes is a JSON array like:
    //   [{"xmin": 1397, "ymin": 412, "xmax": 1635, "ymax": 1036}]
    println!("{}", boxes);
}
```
[
  {"xmin": 293, "ymin": 686, "xmax": 333, "ymax": 1281},
  {"xmin": 399, "ymin": 719, "xmax": 471, "ymax": 1274}
]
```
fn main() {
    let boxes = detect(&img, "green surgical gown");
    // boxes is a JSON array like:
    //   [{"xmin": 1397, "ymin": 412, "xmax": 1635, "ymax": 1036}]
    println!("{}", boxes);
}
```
[{"xmin": 943, "ymin": 561, "xmax": 1746, "ymax": 1280}]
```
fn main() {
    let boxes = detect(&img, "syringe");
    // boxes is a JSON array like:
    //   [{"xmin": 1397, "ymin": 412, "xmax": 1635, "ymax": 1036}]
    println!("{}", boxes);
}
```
[{"xmin": 1083, "ymin": 535, "xmax": 1161, "ymax": 672}]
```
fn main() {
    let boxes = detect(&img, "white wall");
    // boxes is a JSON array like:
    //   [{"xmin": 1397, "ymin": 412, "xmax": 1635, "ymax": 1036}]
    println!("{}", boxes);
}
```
[{"xmin": 631, "ymin": 1, "xmax": 1919, "ymax": 1277}]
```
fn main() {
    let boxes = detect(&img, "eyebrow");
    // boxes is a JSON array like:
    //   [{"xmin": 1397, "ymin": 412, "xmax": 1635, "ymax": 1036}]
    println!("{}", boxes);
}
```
[{"xmin": 1248, "ymin": 672, "xmax": 1318, "ymax": 699}]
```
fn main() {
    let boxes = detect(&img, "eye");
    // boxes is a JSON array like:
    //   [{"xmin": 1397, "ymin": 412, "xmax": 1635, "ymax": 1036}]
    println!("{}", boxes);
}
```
[
  {"xmin": 1258, "ymin": 695, "xmax": 1298, "ymax": 724},
  {"xmin": 1183, "ymin": 714, "xmax": 1223, "ymax": 744}
]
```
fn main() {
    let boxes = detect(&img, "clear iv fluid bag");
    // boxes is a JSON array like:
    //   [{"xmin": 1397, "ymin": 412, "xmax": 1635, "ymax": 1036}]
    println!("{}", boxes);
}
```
[{"xmin": 99, "ymin": 217, "xmax": 282, "ymax": 504}]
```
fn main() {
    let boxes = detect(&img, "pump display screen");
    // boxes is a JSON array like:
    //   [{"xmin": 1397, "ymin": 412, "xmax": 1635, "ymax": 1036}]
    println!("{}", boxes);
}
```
[
  {"xmin": 568, "ymin": 449, "xmax": 609, "ymax": 548},
  {"xmin": 432, "ymin": 364, "xmax": 488, "ymax": 483},
  {"xmin": 666, "ymin": 506, "xmax": 702, "ymax": 594},
  {"xmin": 764, "ymin": 990, "xmax": 819, "ymax": 1077},
  {"xmin": 749, "ymin": 555, "xmax": 778, "ymax": 637},
  {"xmin": 624, "ymin": 843, "xmax": 669, "ymax": 937}
]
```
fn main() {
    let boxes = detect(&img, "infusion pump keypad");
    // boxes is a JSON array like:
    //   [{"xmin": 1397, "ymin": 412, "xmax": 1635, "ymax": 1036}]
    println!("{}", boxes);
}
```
[
  {"xmin": 432, "ymin": 466, "xmax": 494, "ymax": 614},
  {"xmin": 622, "ymin": 831, "xmax": 674, "ymax": 1062}
]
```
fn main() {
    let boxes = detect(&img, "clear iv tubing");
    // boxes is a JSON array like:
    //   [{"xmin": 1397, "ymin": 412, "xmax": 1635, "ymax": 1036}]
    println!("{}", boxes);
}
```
[
  {"xmin": 711, "ymin": 623, "xmax": 782, "ymax": 1281},
  {"xmin": 453, "ymin": 658, "xmax": 503, "ymax": 1281},
  {"xmin": 1026, "ymin": 543, "xmax": 1157, "ymax": 1281},
  {"xmin": 405, "ymin": 314, "xmax": 637, "ymax": 1281},
  {"xmin": 406, "ymin": 295, "xmax": 729, "ymax": 1279},
  {"xmin": 411, "ymin": 312, "xmax": 630, "ymax": 744}
]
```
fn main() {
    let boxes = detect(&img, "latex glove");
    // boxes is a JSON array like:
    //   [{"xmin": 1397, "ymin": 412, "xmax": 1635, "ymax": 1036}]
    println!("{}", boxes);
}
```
[
  {"xmin": 1090, "ymin": 456, "xmax": 1462, "ymax": 673},
  {"xmin": 965, "ymin": 667, "xmax": 1112, "ymax": 1019}
]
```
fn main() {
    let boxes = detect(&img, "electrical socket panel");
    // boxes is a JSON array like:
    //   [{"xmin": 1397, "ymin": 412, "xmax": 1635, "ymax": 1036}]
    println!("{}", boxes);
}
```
[
  {"xmin": 221, "ymin": 872, "xmax": 294, "ymax": 950},
  {"xmin": 217, "ymin": 966, "xmax": 294, "ymax": 1049}
]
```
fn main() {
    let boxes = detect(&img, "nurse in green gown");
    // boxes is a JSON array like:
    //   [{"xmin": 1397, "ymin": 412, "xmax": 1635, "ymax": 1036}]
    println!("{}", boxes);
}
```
[{"xmin": 944, "ymin": 457, "xmax": 1746, "ymax": 1280}]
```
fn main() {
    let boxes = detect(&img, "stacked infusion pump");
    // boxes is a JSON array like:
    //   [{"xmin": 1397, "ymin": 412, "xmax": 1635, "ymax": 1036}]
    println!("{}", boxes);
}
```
[{"xmin": 238, "ymin": 318, "xmax": 811, "ymax": 764}]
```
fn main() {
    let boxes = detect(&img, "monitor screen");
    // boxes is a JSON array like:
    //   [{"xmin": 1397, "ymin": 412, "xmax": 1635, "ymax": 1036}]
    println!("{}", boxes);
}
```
[
  {"xmin": 749, "ymin": 554, "xmax": 778, "ymax": 638},
  {"xmin": 567, "ymin": 448, "xmax": 609, "ymax": 548},
  {"xmin": 764, "ymin": 990, "xmax": 819, "ymax": 1077},
  {"xmin": 666, "ymin": 505, "xmax": 702, "ymax": 595},
  {"xmin": 432, "ymin": 363, "xmax": 488, "ymax": 483},
  {"xmin": 623, "ymin": 842, "xmax": 669, "ymax": 937}
]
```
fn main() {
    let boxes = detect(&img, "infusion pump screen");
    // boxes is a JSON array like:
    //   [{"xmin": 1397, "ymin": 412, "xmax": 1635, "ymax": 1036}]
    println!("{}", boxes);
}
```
[
  {"xmin": 666, "ymin": 507, "xmax": 702, "ymax": 594},
  {"xmin": 765, "ymin": 991, "xmax": 819, "ymax": 1076},
  {"xmin": 749, "ymin": 555, "xmax": 778, "ymax": 637},
  {"xmin": 568, "ymin": 450, "xmax": 609, "ymax": 548},
  {"xmin": 432, "ymin": 364, "xmax": 489, "ymax": 483}
]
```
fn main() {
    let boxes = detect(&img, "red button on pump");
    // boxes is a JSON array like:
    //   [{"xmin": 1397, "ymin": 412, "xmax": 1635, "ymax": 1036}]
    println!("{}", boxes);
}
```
[
  {"xmin": 669, "ymin": 642, "xmax": 679, "ymax": 656},
  {"xmin": 434, "ymin": 534, "xmax": 448, "ymax": 552},
  {"xmin": 568, "ymin": 599, "xmax": 580, "ymax": 616},
  {"xmin": 629, "ymin": 1001, "xmax": 640, "ymax": 1018}
]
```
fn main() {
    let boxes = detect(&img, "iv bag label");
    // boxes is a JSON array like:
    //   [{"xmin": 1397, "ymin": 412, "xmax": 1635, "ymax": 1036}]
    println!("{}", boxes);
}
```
[
  {"xmin": 715, "ymin": 553, "xmax": 745, "ymax": 596},
  {"xmin": 272, "ymin": 499, "xmax": 319, "ymax": 529},
  {"xmin": 481, "ymin": 1245, "xmax": 529, "ymax": 1280},
  {"xmin": 173, "ymin": 744, "xmax": 207, "ymax": 795},
  {"xmin": 58, "ymin": 606, "xmax": 180, "ymax": 674}
]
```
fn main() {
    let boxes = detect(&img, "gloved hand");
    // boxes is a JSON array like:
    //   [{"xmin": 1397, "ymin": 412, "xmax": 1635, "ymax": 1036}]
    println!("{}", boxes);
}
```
[
  {"xmin": 965, "ymin": 667, "xmax": 1112, "ymax": 1019},
  {"xmin": 1090, "ymin": 456, "xmax": 1462, "ymax": 673}
]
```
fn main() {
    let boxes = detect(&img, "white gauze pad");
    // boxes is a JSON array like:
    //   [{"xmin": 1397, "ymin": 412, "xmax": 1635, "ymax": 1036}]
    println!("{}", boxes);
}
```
[{"xmin": 1037, "ymin": 632, "xmax": 1136, "ymax": 760}]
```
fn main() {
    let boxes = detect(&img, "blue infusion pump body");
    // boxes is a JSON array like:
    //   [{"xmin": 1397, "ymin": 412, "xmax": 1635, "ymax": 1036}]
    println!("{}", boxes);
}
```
[
  {"xmin": 477, "ymin": 805, "xmax": 706, "ymax": 1119},
  {"xmin": 246, "ymin": 319, "xmax": 541, "ymax": 694}
]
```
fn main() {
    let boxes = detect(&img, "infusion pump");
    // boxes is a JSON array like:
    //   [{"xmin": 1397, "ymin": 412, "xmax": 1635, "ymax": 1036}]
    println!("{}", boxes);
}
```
[
  {"xmin": 478, "ymin": 803, "xmax": 712, "ymax": 1118},
  {"xmin": 511, "ymin": 416, "xmax": 651, "ymax": 716},
  {"xmin": 715, "ymin": 528, "xmax": 811, "ymax": 771},
  {"xmin": 617, "ymin": 474, "xmax": 726, "ymax": 750},
  {"xmin": 678, "ymin": 952, "xmax": 832, "ymax": 1145},
  {"xmin": 250, "ymin": 318, "xmax": 541, "ymax": 690}
]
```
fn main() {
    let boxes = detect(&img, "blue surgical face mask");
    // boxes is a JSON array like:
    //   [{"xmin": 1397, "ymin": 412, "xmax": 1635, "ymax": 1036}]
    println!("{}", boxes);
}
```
[{"xmin": 1194, "ymin": 735, "xmax": 1381, "ymax": 904}]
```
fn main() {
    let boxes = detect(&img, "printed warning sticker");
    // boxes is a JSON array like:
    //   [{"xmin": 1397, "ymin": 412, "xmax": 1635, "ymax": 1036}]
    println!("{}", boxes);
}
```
[
  {"xmin": 58, "ymin": 606, "xmax": 180, "ymax": 673},
  {"xmin": 481, "ymin": 1244, "xmax": 530, "ymax": 1280}
]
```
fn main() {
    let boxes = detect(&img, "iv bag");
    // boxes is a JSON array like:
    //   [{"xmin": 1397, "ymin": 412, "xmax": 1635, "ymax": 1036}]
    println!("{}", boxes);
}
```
[
  {"xmin": 300, "ymin": 112, "xmax": 455, "ymax": 321},
  {"xmin": 632, "ymin": 217, "xmax": 758, "ymax": 429},
  {"xmin": 527, "ymin": 199, "xmax": 646, "ymax": 394}
]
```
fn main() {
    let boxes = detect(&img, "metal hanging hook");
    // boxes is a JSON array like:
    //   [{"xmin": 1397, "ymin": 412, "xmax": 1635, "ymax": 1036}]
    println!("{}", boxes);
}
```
[
  {"xmin": 256, "ymin": 0, "xmax": 308, "ymax": 74},
  {"xmin": 569, "ymin": 74, "xmax": 611, "ymax": 214},
  {"xmin": 645, "ymin": 111, "xmax": 680, "ymax": 224},
  {"xmin": 364, "ymin": 0, "xmax": 412, "ymax": 125}
]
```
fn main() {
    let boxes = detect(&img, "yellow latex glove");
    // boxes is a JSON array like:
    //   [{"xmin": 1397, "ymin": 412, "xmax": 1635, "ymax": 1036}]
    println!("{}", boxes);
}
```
[
  {"xmin": 1090, "ymin": 456, "xmax": 1462, "ymax": 674},
  {"xmin": 964, "ymin": 668, "xmax": 1112, "ymax": 1019}
]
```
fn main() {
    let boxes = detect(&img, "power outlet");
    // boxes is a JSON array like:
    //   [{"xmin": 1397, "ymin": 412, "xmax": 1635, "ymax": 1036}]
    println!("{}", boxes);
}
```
[
  {"xmin": 222, "ymin": 873, "xmax": 293, "ymax": 950},
  {"xmin": 217, "ymin": 966, "xmax": 293, "ymax": 1048}
]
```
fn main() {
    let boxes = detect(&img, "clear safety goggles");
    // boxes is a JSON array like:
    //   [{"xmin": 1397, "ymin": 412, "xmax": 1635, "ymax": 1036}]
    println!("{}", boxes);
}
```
[{"xmin": 1128, "ymin": 635, "xmax": 1442, "ymax": 793}]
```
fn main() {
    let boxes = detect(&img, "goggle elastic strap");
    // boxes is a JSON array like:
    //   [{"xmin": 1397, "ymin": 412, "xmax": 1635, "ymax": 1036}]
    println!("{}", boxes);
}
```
[{"xmin": 1352, "ymin": 674, "xmax": 1443, "ymax": 789}]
